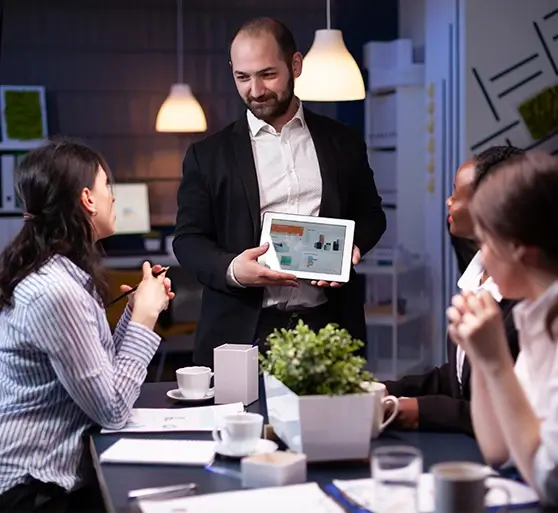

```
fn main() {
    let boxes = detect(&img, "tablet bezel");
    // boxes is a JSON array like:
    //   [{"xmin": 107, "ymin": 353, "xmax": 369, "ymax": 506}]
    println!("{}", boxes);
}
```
[{"xmin": 258, "ymin": 212, "xmax": 356, "ymax": 283}]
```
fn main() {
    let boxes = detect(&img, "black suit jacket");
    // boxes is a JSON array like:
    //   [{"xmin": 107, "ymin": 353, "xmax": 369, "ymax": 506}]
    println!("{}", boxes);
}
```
[
  {"xmin": 384, "ymin": 298, "xmax": 519, "ymax": 436},
  {"xmin": 173, "ymin": 109, "xmax": 386, "ymax": 366}
]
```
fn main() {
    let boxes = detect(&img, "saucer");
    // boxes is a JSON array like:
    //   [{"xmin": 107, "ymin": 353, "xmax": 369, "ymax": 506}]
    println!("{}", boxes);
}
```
[
  {"xmin": 166, "ymin": 388, "xmax": 215, "ymax": 403},
  {"xmin": 215, "ymin": 438, "xmax": 278, "ymax": 459}
]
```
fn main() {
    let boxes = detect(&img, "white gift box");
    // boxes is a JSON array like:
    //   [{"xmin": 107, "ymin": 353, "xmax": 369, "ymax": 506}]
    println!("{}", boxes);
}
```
[
  {"xmin": 241, "ymin": 451, "xmax": 307, "ymax": 488},
  {"xmin": 214, "ymin": 343, "xmax": 259, "ymax": 406}
]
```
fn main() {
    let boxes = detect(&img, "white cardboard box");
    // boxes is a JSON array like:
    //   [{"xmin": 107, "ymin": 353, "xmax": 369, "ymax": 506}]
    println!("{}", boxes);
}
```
[{"xmin": 214, "ymin": 343, "xmax": 259, "ymax": 406}]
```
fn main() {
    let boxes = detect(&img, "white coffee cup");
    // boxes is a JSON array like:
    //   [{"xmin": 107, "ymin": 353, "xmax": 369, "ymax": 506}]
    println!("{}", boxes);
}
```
[
  {"xmin": 431, "ymin": 462, "xmax": 511, "ymax": 513},
  {"xmin": 212, "ymin": 412, "xmax": 263, "ymax": 455},
  {"xmin": 176, "ymin": 366, "xmax": 213, "ymax": 399},
  {"xmin": 360, "ymin": 381, "xmax": 399, "ymax": 438}
]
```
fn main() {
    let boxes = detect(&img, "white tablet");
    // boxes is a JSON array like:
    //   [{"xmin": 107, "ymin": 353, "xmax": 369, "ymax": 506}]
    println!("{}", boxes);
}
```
[{"xmin": 258, "ymin": 212, "xmax": 355, "ymax": 283}]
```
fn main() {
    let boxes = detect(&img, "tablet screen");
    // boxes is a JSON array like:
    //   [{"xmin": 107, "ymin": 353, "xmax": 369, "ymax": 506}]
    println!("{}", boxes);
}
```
[{"xmin": 269, "ymin": 220, "xmax": 347, "ymax": 275}]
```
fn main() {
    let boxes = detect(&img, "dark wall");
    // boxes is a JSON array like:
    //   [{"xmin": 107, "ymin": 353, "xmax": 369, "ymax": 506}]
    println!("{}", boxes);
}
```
[
  {"xmin": 335, "ymin": 0, "xmax": 399, "ymax": 132},
  {"xmin": 0, "ymin": 0, "xmax": 397, "ymax": 224}
]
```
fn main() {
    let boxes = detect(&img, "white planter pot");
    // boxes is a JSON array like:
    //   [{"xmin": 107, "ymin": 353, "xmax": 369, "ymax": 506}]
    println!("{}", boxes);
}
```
[{"xmin": 263, "ymin": 373, "xmax": 375, "ymax": 462}]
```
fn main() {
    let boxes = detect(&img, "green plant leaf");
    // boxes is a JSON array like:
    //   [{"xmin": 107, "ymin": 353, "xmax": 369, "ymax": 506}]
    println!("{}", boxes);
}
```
[{"xmin": 260, "ymin": 319, "xmax": 375, "ymax": 396}]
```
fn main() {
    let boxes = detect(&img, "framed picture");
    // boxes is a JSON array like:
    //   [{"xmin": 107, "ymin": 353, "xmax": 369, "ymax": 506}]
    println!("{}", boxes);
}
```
[{"xmin": 0, "ymin": 85, "xmax": 48, "ymax": 149}]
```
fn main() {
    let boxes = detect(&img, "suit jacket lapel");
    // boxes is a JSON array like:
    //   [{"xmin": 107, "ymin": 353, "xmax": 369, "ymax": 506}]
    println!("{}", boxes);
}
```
[
  {"xmin": 231, "ymin": 117, "xmax": 261, "ymax": 243},
  {"xmin": 304, "ymin": 109, "xmax": 341, "ymax": 218}
]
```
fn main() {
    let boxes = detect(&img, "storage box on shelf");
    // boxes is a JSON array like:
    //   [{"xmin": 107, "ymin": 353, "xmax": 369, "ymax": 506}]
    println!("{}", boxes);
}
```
[{"xmin": 356, "ymin": 247, "xmax": 432, "ymax": 381}]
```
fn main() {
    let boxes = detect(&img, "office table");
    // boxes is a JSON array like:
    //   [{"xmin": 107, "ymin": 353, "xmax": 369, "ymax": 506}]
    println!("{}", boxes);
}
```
[{"xmin": 90, "ymin": 382, "xmax": 545, "ymax": 513}]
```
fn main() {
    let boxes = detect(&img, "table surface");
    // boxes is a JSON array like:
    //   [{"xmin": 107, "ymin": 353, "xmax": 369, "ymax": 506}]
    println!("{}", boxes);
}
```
[{"xmin": 90, "ymin": 382, "xmax": 545, "ymax": 513}]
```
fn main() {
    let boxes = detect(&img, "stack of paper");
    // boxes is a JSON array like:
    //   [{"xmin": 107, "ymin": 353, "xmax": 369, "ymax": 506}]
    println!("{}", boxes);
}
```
[
  {"xmin": 332, "ymin": 474, "xmax": 539, "ymax": 512},
  {"xmin": 100, "ymin": 439, "xmax": 216, "ymax": 466},
  {"xmin": 138, "ymin": 483, "xmax": 344, "ymax": 513},
  {"xmin": 100, "ymin": 402, "xmax": 244, "ymax": 433}
]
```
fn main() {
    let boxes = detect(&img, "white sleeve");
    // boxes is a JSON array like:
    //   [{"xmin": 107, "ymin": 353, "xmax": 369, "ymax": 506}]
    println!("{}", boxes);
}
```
[{"xmin": 531, "ymin": 354, "xmax": 558, "ymax": 505}]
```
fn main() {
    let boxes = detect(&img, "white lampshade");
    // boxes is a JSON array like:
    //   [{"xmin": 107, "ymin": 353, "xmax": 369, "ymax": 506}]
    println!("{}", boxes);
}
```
[
  {"xmin": 294, "ymin": 29, "xmax": 366, "ymax": 102},
  {"xmin": 156, "ymin": 84, "xmax": 207, "ymax": 132}
]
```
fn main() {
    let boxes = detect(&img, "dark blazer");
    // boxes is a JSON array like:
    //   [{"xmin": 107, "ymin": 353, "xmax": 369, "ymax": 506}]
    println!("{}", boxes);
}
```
[
  {"xmin": 384, "ymin": 298, "xmax": 519, "ymax": 436},
  {"xmin": 173, "ymin": 108, "xmax": 386, "ymax": 366}
]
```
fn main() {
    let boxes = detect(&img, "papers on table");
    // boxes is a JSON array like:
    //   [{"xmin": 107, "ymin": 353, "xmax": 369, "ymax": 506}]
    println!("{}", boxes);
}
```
[
  {"xmin": 100, "ymin": 438, "xmax": 216, "ymax": 466},
  {"xmin": 138, "ymin": 483, "xmax": 344, "ymax": 513},
  {"xmin": 332, "ymin": 474, "xmax": 539, "ymax": 513},
  {"xmin": 100, "ymin": 403, "xmax": 244, "ymax": 433}
]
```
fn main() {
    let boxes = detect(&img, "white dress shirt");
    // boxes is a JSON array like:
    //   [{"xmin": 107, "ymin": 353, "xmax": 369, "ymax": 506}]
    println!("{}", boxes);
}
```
[
  {"xmin": 510, "ymin": 280, "xmax": 558, "ymax": 504},
  {"xmin": 455, "ymin": 251, "xmax": 503, "ymax": 386},
  {"xmin": 228, "ymin": 102, "xmax": 327, "ymax": 310}
]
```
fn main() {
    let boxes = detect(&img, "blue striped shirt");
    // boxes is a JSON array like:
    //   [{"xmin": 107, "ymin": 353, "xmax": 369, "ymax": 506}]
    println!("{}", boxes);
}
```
[{"xmin": 0, "ymin": 255, "xmax": 161, "ymax": 494}]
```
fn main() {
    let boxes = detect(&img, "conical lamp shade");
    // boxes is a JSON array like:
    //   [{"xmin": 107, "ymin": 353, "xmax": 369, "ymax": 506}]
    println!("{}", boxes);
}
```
[
  {"xmin": 156, "ymin": 84, "xmax": 207, "ymax": 132},
  {"xmin": 294, "ymin": 29, "xmax": 366, "ymax": 102}
]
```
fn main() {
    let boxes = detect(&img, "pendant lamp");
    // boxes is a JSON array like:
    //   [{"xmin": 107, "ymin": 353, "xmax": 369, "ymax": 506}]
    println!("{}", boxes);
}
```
[
  {"xmin": 294, "ymin": 0, "xmax": 366, "ymax": 102},
  {"xmin": 156, "ymin": 0, "xmax": 207, "ymax": 132}
]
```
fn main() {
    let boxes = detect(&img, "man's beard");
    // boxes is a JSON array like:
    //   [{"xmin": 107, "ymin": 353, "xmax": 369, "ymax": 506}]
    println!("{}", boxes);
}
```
[{"xmin": 245, "ymin": 74, "xmax": 294, "ymax": 122}]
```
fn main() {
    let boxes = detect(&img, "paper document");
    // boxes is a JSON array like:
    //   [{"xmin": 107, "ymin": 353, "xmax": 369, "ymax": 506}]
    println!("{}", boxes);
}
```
[
  {"xmin": 138, "ymin": 482, "xmax": 344, "ymax": 513},
  {"xmin": 333, "ymin": 474, "xmax": 539, "ymax": 513},
  {"xmin": 100, "ymin": 438, "xmax": 216, "ymax": 466},
  {"xmin": 100, "ymin": 403, "xmax": 244, "ymax": 433}
]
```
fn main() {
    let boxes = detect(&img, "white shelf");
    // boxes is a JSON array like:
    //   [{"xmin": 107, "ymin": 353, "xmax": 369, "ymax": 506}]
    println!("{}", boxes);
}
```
[
  {"xmin": 0, "ymin": 140, "xmax": 46, "ymax": 151},
  {"xmin": 365, "ymin": 307, "xmax": 427, "ymax": 327},
  {"xmin": 365, "ymin": 356, "xmax": 427, "ymax": 381},
  {"xmin": 356, "ymin": 258, "xmax": 424, "ymax": 275}
]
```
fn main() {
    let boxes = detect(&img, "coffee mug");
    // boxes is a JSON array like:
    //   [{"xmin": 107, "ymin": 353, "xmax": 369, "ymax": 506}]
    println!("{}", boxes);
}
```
[
  {"xmin": 361, "ymin": 381, "xmax": 399, "ymax": 438},
  {"xmin": 176, "ymin": 366, "xmax": 213, "ymax": 399},
  {"xmin": 431, "ymin": 462, "xmax": 511, "ymax": 513},
  {"xmin": 212, "ymin": 412, "xmax": 263, "ymax": 455}
]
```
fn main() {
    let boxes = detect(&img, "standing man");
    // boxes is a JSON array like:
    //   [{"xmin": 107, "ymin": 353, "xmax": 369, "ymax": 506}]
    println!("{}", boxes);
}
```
[{"xmin": 173, "ymin": 17, "xmax": 386, "ymax": 366}]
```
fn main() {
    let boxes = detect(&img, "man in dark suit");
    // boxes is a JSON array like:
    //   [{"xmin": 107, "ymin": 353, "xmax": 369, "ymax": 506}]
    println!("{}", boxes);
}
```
[
  {"xmin": 384, "ymin": 146, "xmax": 524, "ymax": 436},
  {"xmin": 173, "ymin": 17, "xmax": 386, "ymax": 367}
]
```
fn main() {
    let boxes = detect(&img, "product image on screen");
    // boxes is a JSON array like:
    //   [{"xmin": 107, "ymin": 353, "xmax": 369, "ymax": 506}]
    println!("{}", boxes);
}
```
[{"xmin": 269, "ymin": 220, "xmax": 346, "ymax": 275}]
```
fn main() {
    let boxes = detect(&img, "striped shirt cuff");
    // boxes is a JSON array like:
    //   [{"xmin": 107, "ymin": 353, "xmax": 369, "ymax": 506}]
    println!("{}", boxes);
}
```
[{"xmin": 119, "ymin": 322, "xmax": 161, "ymax": 367}]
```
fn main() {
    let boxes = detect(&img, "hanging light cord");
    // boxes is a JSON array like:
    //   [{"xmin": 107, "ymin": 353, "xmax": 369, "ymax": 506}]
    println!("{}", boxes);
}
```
[
  {"xmin": 326, "ymin": 0, "xmax": 331, "ymax": 29},
  {"xmin": 176, "ymin": 0, "xmax": 183, "ymax": 83}
]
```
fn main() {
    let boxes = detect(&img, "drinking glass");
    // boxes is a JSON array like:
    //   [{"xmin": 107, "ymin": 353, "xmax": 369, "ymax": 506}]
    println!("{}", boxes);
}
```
[{"xmin": 371, "ymin": 445, "xmax": 423, "ymax": 513}]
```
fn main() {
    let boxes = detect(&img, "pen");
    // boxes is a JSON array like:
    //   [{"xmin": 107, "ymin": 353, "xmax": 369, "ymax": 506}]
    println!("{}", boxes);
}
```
[{"xmin": 107, "ymin": 266, "xmax": 169, "ymax": 306}]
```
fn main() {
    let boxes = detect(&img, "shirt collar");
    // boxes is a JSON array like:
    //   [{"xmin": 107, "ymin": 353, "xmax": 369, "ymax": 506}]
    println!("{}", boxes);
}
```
[
  {"xmin": 246, "ymin": 99, "xmax": 305, "ymax": 137},
  {"xmin": 513, "ymin": 280, "xmax": 558, "ymax": 335},
  {"xmin": 457, "ymin": 251, "xmax": 503, "ymax": 301},
  {"xmin": 48, "ymin": 254, "xmax": 96, "ymax": 297}
]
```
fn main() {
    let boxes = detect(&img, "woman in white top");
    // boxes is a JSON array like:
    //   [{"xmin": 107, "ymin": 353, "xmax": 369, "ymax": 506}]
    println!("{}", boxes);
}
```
[{"xmin": 447, "ymin": 150, "xmax": 558, "ymax": 505}]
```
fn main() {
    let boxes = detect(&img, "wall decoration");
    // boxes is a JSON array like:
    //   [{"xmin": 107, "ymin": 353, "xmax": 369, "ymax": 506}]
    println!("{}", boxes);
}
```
[
  {"xmin": 518, "ymin": 83, "xmax": 558, "ymax": 140},
  {"xmin": 0, "ymin": 86, "xmax": 48, "ymax": 148},
  {"xmin": 468, "ymin": 6, "xmax": 558, "ymax": 153}
]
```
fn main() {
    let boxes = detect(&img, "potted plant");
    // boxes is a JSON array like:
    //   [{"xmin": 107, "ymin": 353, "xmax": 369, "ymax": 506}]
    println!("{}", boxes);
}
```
[{"xmin": 260, "ymin": 320, "xmax": 376, "ymax": 462}]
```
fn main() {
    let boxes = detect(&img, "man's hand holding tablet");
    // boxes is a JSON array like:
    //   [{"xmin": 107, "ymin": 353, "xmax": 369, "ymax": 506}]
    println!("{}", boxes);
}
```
[
  {"xmin": 257, "ymin": 212, "xmax": 356, "ymax": 285},
  {"xmin": 232, "ymin": 242, "xmax": 299, "ymax": 287},
  {"xmin": 310, "ymin": 245, "xmax": 361, "ymax": 288}
]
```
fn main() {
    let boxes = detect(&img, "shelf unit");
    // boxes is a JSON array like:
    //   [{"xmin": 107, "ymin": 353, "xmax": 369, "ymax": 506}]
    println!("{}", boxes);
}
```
[
  {"xmin": 356, "ymin": 250, "xmax": 431, "ymax": 381},
  {"xmin": 359, "ymin": 39, "xmax": 432, "ymax": 380},
  {"xmin": 0, "ymin": 141, "xmax": 45, "ymax": 252},
  {"xmin": 363, "ymin": 38, "xmax": 426, "ymax": 254}
]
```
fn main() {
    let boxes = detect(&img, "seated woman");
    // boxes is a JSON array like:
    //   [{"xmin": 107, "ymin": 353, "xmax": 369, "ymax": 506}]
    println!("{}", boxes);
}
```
[
  {"xmin": 0, "ymin": 140, "xmax": 174, "ymax": 512},
  {"xmin": 383, "ymin": 145, "xmax": 524, "ymax": 435},
  {"xmin": 447, "ymin": 150, "xmax": 558, "ymax": 505}
]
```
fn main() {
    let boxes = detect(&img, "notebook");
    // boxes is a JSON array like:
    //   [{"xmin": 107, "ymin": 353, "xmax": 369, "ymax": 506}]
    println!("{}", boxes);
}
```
[
  {"xmin": 100, "ymin": 438, "xmax": 216, "ymax": 466},
  {"xmin": 137, "ymin": 482, "xmax": 344, "ymax": 513}
]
